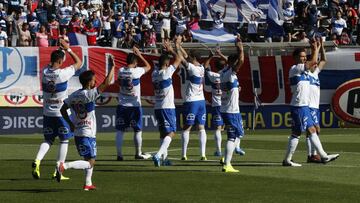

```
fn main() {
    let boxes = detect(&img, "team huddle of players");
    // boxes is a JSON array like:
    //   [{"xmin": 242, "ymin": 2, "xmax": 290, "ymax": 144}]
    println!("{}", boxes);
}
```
[{"xmin": 30, "ymin": 36, "xmax": 339, "ymax": 191}]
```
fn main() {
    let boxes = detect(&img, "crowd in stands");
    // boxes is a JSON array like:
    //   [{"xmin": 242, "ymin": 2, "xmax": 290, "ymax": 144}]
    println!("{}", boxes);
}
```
[{"xmin": 0, "ymin": 0, "xmax": 358, "ymax": 49}]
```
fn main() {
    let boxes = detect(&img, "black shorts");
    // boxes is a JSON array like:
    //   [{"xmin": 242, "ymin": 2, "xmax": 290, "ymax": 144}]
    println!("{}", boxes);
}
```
[{"xmin": 283, "ymin": 23, "xmax": 293, "ymax": 34}]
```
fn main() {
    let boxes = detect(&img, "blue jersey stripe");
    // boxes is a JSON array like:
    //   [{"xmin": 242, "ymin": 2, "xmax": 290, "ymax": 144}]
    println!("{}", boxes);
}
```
[
  {"xmin": 289, "ymin": 75, "xmax": 309, "ymax": 86},
  {"xmin": 188, "ymin": 75, "xmax": 202, "ymax": 85},
  {"xmin": 154, "ymin": 78, "xmax": 172, "ymax": 90},
  {"xmin": 42, "ymin": 81, "xmax": 68, "ymax": 93}
]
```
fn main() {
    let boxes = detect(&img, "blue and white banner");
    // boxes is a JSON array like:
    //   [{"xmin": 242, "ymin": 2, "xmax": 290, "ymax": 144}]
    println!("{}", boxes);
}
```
[
  {"xmin": 191, "ymin": 29, "xmax": 236, "ymax": 43},
  {"xmin": 266, "ymin": 0, "xmax": 284, "ymax": 37},
  {"xmin": 68, "ymin": 32, "xmax": 88, "ymax": 46},
  {"xmin": 197, "ymin": 0, "xmax": 269, "ymax": 23}
]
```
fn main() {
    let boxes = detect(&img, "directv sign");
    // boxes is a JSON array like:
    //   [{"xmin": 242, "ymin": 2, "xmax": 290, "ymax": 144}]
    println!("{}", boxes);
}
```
[{"xmin": 0, "ymin": 105, "xmax": 341, "ymax": 134}]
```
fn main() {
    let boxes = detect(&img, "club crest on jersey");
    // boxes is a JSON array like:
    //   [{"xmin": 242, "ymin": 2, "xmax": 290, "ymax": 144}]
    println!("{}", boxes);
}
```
[
  {"xmin": 58, "ymin": 127, "xmax": 70, "ymax": 135},
  {"xmin": 116, "ymin": 118, "xmax": 125, "ymax": 125},
  {"xmin": 332, "ymin": 79, "xmax": 360, "ymax": 124},
  {"xmin": 43, "ymin": 127, "xmax": 53, "ymax": 135}
]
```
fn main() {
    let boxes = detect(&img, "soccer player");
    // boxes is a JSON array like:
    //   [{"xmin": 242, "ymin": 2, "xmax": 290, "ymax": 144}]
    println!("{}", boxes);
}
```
[
  {"xmin": 115, "ymin": 47, "xmax": 152, "ymax": 161},
  {"xmin": 283, "ymin": 39, "xmax": 339, "ymax": 167},
  {"xmin": 151, "ymin": 37, "xmax": 183, "ymax": 167},
  {"xmin": 32, "ymin": 39, "xmax": 82, "ymax": 180},
  {"xmin": 306, "ymin": 39, "xmax": 326, "ymax": 163},
  {"xmin": 203, "ymin": 49, "xmax": 226, "ymax": 157},
  {"xmin": 177, "ymin": 38, "xmax": 208, "ymax": 161},
  {"xmin": 58, "ymin": 55, "xmax": 115, "ymax": 190},
  {"xmin": 220, "ymin": 35, "xmax": 245, "ymax": 173}
]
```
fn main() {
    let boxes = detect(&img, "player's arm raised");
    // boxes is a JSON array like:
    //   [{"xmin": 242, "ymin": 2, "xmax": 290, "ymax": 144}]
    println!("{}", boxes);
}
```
[
  {"xmin": 60, "ymin": 103, "xmax": 75, "ymax": 132},
  {"xmin": 204, "ymin": 50, "xmax": 214, "ymax": 70},
  {"xmin": 133, "ymin": 46, "xmax": 151, "ymax": 73},
  {"xmin": 233, "ymin": 34, "xmax": 244, "ymax": 73},
  {"xmin": 318, "ymin": 39, "xmax": 327, "ymax": 70},
  {"xmin": 215, "ymin": 47, "xmax": 227, "ymax": 62},
  {"xmin": 98, "ymin": 55, "xmax": 115, "ymax": 93},
  {"xmin": 175, "ymin": 37, "xmax": 189, "ymax": 67},
  {"xmin": 60, "ymin": 39, "xmax": 82, "ymax": 70},
  {"xmin": 306, "ymin": 39, "xmax": 320, "ymax": 71},
  {"xmin": 164, "ymin": 37, "xmax": 183, "ymax": 69}
]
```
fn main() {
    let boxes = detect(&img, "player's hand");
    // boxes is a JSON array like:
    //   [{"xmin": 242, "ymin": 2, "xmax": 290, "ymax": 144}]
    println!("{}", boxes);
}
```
[
  {"xmin": 310, "ymin": 38, "xmax": 317, "ymax": 50},
  {"xmin": 59, "ymin": 39, "xmax": 70, "ymax": 50},
  {"xmin": 164, "ymin": 40, "xmax": 174, "ymax": 53},
  {"xmin": 215, "ymin": 46, "xmax": 221, "ymax": 56},
  {"xmin": 133, "ymin": 46, "xmax": 141, "ymax": 56},
  {"xmin": 175, "ymin": 35, "xmax": 182, "ymax": 45},
  {"xmin": 108, "ymin": 54, "xmax": 115, "ymax": 67}
]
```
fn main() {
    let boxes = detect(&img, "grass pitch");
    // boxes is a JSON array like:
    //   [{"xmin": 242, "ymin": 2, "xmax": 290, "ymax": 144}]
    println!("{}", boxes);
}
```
[{"xmin": 0, "ymin": 129, "xmax": 359, "ymax": 203}]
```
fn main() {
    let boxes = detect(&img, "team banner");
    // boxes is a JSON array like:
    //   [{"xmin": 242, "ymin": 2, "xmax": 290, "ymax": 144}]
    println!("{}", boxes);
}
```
[
  {"xmin": 197, "ymin": 0, "xmax": 268, "ymax": 23},
  {"xmin": 0, "ymin": 47, "xmax": 360, "ymax": 107}
]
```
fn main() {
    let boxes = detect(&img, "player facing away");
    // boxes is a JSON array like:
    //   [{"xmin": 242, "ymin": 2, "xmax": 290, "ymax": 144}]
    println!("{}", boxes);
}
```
[
  {"xmin": 203, "ymin": 49, "xmax": 226, "ymax": 157},
  {"xmin": 283, "ymin": 40, "xmax": 339, "ymax": 167},
  {"xmin": 151, "ymin": 38, "xmax": 183, "ymax": 167},
  {"xmin": 115, "ymin": 47, "xmax": 152, "ymax": 161},
  {"xmin": 58, "ymin": 56, "xmax": 115, "ymax": 190},
  {"xmin": 220, "ymin": 35, "xmax": 245, "ymax": 173},
  {"xmin": 306, "ymin": 39, "xmax": 326, "ymax": 163},
  {"xmin": 177, "ymin": 40, "xmax": 208, "ymax": 161},
  {"xmin": 32, "ymin": 39, "xmax": 82, "ymax": 180}
]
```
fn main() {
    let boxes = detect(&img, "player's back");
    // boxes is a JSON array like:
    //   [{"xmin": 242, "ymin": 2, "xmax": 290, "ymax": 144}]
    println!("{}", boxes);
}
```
[
  {"xmin": 42, "ymin": 65, "xmax": 75, "ymax": 117},
  {"xmin": 308, "ymin": 68, "xmax": 321, "ymax": 109},
  {"xmin": 289, "ymin": 63, "xmax": 310, "ymax": 107},
  {"xmin": 205, "ymin": 69, "xmax": 221, "ymax": 107},
  {"xmin": 152, "ymin": 65, "xmax": 176, "ymax": 109},
  {"xmin": 66, "ymin": 88, "xmax": 99, "ymax": 138},
  {"xmin": 220, "ymin": 67, "xmax": 240, "ymax": 114},
  {"xmin": 184, "ymin": 63, "xmax": 205, "ymax": 102},
  {"xmin": 118, "ymin": 67, "xmax": 145, "ymax": 107}
]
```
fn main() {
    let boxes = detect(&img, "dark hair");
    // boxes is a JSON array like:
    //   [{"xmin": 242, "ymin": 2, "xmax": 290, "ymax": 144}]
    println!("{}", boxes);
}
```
[
  {"xmin": 189, "ymin": 50, "xmax": 201, "ymax": 62},
  {"xmin": 159, "ymin": 54, "xmax": 170, "ymax": 67},
  {"xmin": 292, "ymin": 48, "xmax": 306, "ymax": 58},
  {"xmin": 228, "ymin": 54, "xmax": 238, "ymax": 67},
  {"xmin": 50, "ymin": 50, "xmax": 65, "ymax": 63},
  {"xmin": 126, "ymin": 53, "xmax": 138, "ymax": 64},
  {"xmin": 79, "ymin": 70, "xmax": 95, "ymax": 87},
  {"xmin": 215, "ymin": 59, "xmax": 226, "ymax": 71}
]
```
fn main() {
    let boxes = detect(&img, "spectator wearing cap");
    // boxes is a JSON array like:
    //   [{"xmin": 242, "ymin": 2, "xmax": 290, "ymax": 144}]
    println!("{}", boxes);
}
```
[
  {"xmin": 83, "ymin": 21, "xmax": 98, "ymax": 46},
  {"xmin": 0, "ymin": 25, "xmax": 8, "ymax": 47},
  {"xmin": 18, "ymin": 22, "xmax": 31, "ymax": 46},
  {"xmin": 48, "ymin": 16, "xmax": 60, "ymax": 46},
  {"xmin": 36, "ymin": 25, "xmax": 48, "ymax": 47},
  {"xmin": 111, "ymin": 12, "xmax": 125, "ymax": 48}
]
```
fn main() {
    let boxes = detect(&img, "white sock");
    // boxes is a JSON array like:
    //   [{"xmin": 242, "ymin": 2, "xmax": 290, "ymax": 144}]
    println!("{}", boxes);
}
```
[
  {"xmin": 311, "ymin": 143, "xmax": 317, "ymax": 155},
  {"xmin": 155, "ymin": 136, "xmax": 172, "ymax": 158},
  {"xmin": 235, "ymin": 137, "xmax": 241, "ymax": 150},
  {"xmin": 35, "ymin": 141, "xmax": 51, "ymax": 161},
  {"xmin": 116, "ymin": 131, "xmax": 124, "ymax": 157},
  {"xmin": 134, "ymin": 131, "xmax": 142, "ymax": 156},
  {"xmin": 309, "ymin": 132, "xmax": 327, "ymax": 158},
  {"xmin": 181, "ymin": 130, "xmax": 190, "ymax": 157},
  {"xmin": 225, "ymin": 140, "xmax": 236, "ymax": 166},
  {"xmin": 64, "ymin": 160, "xmax": 91, "ymax": 170},
  {"xmin": 214, "ymin": 129, "xmax": 222, "ymax": 153},
  {"xmin": 85, "ymin": 167, "xmax": 93, "ymax": 186},
  {"xmin": 306, "ymin": 136, "xmax": 312, "ymax": 157},
  {"xmin": 56, "ymin": 140, "xmax": 69, "ymax": 165},
  {"xmin": 163, "ymin": 149, "xmax": 168, "ymax": 160},
  {"xmin": 284, "ymin": 135, "xmax": 299, "ymax": 162},
  {"xmin": 198, "ymin": 129, "xmax": 207, "ymax": 157}
]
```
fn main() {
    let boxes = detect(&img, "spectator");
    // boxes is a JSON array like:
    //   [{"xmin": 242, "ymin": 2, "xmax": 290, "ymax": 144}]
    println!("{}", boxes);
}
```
[
  {"xmin": 0, "ymin": 25, "xmax": 8, "ymax": 47},
  {"xmin": 18, "ymin": 23, "xmax": 31, "ymax": 46},
  {"xmin": 36, "ymin": 25, "xmax": 48, "ymax": 47},
  {"xmin": 160, "ymin": 4, "xmax": 172, "ymax": 41},
  {"xmin": 76, "ymin": 2, "xmax": 89, "ymax": 21},
  {"xmin": 57, "ymin": 0, "xmax": 73, "ymax": 27},
  {"xmin": 340, "ymin": 29, "xmax": 351, "ymax": 44},
  {"xmin": 83, "ymin": 22, "xmax": 98, "ymax": 46},
  {"xmin": 111, "ymin": 12, "xmax": 125, "ymax": 48},
  {"xmin": 8, "ymin": 0, "xmax": 21, "ymax": 15},
  {"xmin": 68, "ymin": 14, "xmax": 83, "ymax": 33},
  {"xmin": 101, "ymin": 7, "xmax": 113, "ymax": 46},
  {"xmin": 239, "ymin": 9, "xmax": 260, "ymax": 42},
  {"xmin": 59, "ymin": 27, "xmax": 69, "ymax": 43},
  {"xmin": 331, "ymin": 33, "xmax": 340, "ymax": 45},
  {"xmin": 283, "ymin": 2, "xmax": 295, "ymax": 42},
  {"xmin": 48, "ymin": 16, "xmax": 60, "ymax": 46},
  {"xmin": 344, "ymin": 2, "xmax": 358, "ymax": 40},
  {"xmin": 173, "ymin": 9, "xmax": 187, "ymax": 35},
  {"xmin": 331, "ymin": 11, "xmax": 347, "ymax": 36},
  {"xmin": 8, "ymin": 11, "xmax": 24, "ymax": 47},
  {"xmin": 90, "ymin": 11, "xmax": 102, "ymax": 36},
  {"xmin": 209, "ymin": 3, "xmax": 226, "ymax": 30}
]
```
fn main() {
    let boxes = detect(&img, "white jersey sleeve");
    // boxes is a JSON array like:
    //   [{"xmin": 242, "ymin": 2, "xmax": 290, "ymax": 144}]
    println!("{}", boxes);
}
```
[
  {"xmin": 308, "ymin": 67, "xmax": 321, "ymax": 109},
  {"xmin": 58, "ymin": 65, "xmax": 76, "ymax": 82}
]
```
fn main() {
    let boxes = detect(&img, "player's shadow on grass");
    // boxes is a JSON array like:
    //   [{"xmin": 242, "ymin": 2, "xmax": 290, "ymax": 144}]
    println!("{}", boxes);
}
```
[
  {"xmin": 0, "ymin": 178, "xmax": 53, "ymax": 181},
  {"xmin": 0, "ymin": 188, "xmax": 77, "ymax": 193},
  {"xmin": 96, "ymin": 169, "xmax": 215, "ymax": 173}
]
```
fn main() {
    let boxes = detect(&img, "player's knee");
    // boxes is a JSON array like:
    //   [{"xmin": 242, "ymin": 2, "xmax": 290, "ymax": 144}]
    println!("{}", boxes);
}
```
[
  {"xmin": 198, "ymin": 125, "xmax": 205, "ymax": 130},
  {"xmin": 307, "ymin": 126, "xmax": 317, "ymax": 134},
  {"xmin": 316, "ymin": 126, "xmax": 321, "ymax": 134},
  {"xmin": 183, "ymin": 125, "xmax": 192, "ymax": 131}
]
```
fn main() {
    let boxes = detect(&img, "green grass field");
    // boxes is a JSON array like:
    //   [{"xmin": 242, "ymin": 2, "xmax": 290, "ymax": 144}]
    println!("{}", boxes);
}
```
[{"xmin": 0, "ymin": 129, "xmax": 359, "ymax": 203}]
